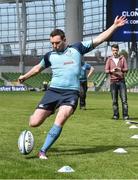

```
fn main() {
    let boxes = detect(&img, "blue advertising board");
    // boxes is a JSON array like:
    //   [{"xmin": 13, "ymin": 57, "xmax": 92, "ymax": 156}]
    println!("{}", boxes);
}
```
[
  {"xmin": 0, "ymin": 86, "xmax": 27, "ymax": 91},
  {"xmin": 106, "ymin": 0, "xmax": 138, "ymax": 42}
]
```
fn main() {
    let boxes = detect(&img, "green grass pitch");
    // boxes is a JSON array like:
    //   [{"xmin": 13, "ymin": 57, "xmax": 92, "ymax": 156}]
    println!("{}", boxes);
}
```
[{"xmin": 0, "ymin": 91, "xmax": 138, "ymax": 179}]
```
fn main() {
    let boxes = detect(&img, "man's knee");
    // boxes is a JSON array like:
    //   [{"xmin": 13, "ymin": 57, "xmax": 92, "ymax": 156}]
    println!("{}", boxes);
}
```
[
  {"xmin": 29, "ymin": 115, "xmax": 39, "ymax": 127},
  {"xmin": 29, "ymin": 109, "xmax": 52, "ymax": 127}
]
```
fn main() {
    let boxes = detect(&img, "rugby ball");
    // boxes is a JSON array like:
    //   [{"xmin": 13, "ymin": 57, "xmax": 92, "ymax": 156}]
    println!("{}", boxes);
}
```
[{"xmin": 18, "ymin": 130, "xmax": 34, "ymax": 155}]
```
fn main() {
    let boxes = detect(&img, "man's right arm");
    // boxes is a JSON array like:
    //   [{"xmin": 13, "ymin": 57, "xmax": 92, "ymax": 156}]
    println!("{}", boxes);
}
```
[{"xmin": 18, "ymin": 63, "xmax": 44, "ymax": 83}]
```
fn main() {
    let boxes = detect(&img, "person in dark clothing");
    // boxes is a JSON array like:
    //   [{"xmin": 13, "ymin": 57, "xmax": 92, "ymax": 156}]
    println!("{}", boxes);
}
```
[{"xmin": 79, "ymin": 62, "xmax": 94, "ymax": 110}]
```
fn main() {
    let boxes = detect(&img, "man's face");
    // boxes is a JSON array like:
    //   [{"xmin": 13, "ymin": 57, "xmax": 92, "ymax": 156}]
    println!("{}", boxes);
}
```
[
  {"xmin": 50, "ymin": 35, "xmax": 66, "ymax": 52},
  {"xmin": 112, "ymin": 47, "xmax": 119, "ymax": 58}
]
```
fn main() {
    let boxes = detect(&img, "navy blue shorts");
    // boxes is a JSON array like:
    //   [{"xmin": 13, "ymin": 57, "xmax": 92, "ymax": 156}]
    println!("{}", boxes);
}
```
[{"xmin": 37, "ymin": 87, "xmax": 79, "ymax": 113}]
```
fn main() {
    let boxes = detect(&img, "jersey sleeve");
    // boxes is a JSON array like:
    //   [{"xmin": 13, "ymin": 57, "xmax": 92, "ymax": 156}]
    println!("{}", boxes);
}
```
[
  {"xmin": 39, "ymin": 52, "xmax": 51, "ymax": 68},
  {"xmin": 81, "ymin": 40, "xmax": 94, "ymax": 53},
  {"xmin": 72, "ymin": 40, "xmax": 94, "ymax": 55},
  {"xmin": 39, "ymin": 58, "xmax": 45, "ymax": 68}
]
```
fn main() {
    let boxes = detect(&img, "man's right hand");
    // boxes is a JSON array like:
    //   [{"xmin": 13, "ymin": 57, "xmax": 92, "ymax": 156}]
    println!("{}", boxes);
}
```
[{"xmin": 18, "ymin": 75, "xmax": 26, "ymax": 84}]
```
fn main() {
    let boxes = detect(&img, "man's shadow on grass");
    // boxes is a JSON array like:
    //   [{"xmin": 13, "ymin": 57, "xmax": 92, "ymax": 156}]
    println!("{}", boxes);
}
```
[
  {"xmin": 129, "ymin": 117, "xmax": 138, "ymax": 121},
  {"xmin": 26, "ymin": 144, "xmax": 138, "ymax": 159},
  {"xmin": 50, "ymin": 144, "xmax": 138, "ymax": 156},
  {"xmin": 80, "ymin": 108, "xmax": 109, "ymax": 111}
]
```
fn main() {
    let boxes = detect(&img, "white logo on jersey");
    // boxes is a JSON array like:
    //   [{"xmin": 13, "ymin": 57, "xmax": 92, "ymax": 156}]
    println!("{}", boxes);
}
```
[{"xmin": 39, "ymin": 104, "xmax": 44, "ymax": 108}]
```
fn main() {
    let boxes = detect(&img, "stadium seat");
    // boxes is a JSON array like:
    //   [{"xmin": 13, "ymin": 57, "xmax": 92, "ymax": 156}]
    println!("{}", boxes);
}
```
[
  {"xmin": 0, "ymin": 78, "xmax": 4, "ymax": 86},
  {"xmin": 1, "ymin": 72, "xmax": 52, "ymax": 88}
]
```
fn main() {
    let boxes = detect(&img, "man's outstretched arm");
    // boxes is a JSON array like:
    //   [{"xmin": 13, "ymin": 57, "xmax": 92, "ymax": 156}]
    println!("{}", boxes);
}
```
[{"xmin": 93, "ymin": 16, "xmax": 127, "ymax": 48}]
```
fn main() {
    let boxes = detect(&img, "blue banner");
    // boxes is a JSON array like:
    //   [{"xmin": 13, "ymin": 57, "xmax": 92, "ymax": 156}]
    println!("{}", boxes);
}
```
[
  {"xmin": 0, "ymin": 86, "xmax": 27, "ymax": 91},
  {"xmin": 106, "ymin": 0, "xmax": 138, "ymax": 41}
]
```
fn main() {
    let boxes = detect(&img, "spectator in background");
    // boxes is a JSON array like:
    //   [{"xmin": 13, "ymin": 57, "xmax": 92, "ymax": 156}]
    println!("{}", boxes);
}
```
[
  {"xmin": 79, "ymin": 61, "xmax": 94, "ymax": 110},
  {"xmin": 105, "ymin": 44, "xmax": 129, "ymax": 120}
]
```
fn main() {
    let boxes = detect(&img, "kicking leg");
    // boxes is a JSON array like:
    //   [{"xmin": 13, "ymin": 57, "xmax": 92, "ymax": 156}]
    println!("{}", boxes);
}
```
[
  {"xmin": 39, "ymin": 105, "xmax": 73, "ymax": 158},
  {"xmin": 29, "ymin": 108, "xmax": 52, "ymax": 127}
]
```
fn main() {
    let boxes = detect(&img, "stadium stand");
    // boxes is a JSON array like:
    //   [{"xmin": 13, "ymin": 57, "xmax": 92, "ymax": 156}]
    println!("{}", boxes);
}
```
[
  {"xmin": 24, "ymin": 73, "xmax": 52, "ymax": 88},
  {"xmin": 0, "ymin": 56, "xmax": 40, "ymax": 66},
  {"xmin": 0, "ymin": 78, "xmax": 4, "ymax": 86},
  {"xmin": 0, "ymin": 0, "xmax": 137, "ymax": 93},
  {"xmin": 1, "ymin": 70, "xmax": 138, "ymax": 91},
  {"xmin": 89, "ymin": 72, "xmax": 107, "ymax": 91},
  {"xmin": 1, "ymin": 72, "xmax": 52, "ymax": 89},
  {"xmin": 125, "ymin": 69, "xmax": 138, "ymax": 89},
  {"xmin": 1, "ymin": 72, "xmax": 21, "ymax": 81},
  {"xmin": 88, "ymin": 69, "xmax": 138, "ymax": 91}
]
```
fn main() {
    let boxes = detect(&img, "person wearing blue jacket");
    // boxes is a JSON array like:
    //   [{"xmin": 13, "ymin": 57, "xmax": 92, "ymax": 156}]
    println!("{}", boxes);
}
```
[{"xmin": 79, "ymin": 62, "xmax": 94, "ymax": 110}]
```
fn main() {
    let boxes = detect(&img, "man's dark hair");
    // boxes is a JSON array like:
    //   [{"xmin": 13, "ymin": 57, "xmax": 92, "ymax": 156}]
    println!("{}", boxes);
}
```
[
  {"xmin": 50, "ymin": 29, "xmax": 65, "ymax": 40},
  {"xmin": 111, "ymin": 44, "xmax": 119, "ymax": 49}
]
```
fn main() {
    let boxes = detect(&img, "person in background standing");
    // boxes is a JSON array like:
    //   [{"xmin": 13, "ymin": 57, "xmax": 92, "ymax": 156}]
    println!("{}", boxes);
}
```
[
  {"xmin": 79, "ymin": 61, "xmax": 94, "ymax": 110},
  {"xmin": 105, "ymin": 44, "xmax": 129, "ymax": 120}
]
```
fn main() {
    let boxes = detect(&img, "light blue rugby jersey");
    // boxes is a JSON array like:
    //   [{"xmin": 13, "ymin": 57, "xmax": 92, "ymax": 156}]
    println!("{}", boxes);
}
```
[{"xmin": 40, "ymin": 40, "xmax": 94, "ymax": 91}]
